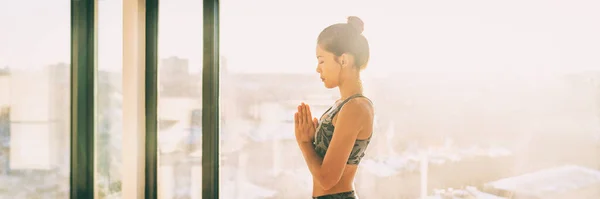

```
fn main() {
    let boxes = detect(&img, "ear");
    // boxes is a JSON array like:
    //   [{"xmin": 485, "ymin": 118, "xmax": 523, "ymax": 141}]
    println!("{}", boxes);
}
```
[{"xmin": 339, "ymin": 53, "xmax": 350, "ymax": 68}]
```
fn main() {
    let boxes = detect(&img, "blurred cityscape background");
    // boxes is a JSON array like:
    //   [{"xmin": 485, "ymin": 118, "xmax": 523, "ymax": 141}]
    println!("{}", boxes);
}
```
[
  {"xmin": 2, "ymin": 0, "xmax": 600, "ymax": 198},
  {"xmin": 1, "ymin": 58, "xmax": 599, "ymax": 198}
]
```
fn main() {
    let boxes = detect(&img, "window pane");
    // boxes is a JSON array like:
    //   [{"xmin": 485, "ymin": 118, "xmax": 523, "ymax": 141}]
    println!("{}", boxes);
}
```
[
  {"xmin": 220, "ymin": 0, "xmax": 600, "ymax": 198},
  {"xmin": 157, "ymin": 1, "xmax": 203, "ymax": 198},
  {"xmin": 0, "ymin": 1, "xmax": 71, "ymax": 198},
  {"xmin": 97, "ymin": 0, "xmax": 123, "ymax": 198}
]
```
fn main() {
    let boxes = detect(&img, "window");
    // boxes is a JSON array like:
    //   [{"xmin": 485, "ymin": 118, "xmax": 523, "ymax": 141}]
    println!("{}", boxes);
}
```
[
  {"xmin": 219, "ymin": 0, "xmax": 600, "ymax": 198},
  {"xmin": 157, "ymin": 1, "xmax": 203, "ymax": 198},
  {"xmin": 1, "ymin": 0, "xmax": 599, "ymax": 198},
  {"xmin": 97, "ymin": 0, "xmax": 123, "ymax": 198},
  {"xmin": 0, "ymin": 0, "xmax": 71, "ymax": 198}
]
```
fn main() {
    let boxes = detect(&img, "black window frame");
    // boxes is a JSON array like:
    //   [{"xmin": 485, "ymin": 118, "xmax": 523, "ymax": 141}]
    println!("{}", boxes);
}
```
[{"xmin": 69, "ymin": 0, "xmax": 220, "ymax": 198}]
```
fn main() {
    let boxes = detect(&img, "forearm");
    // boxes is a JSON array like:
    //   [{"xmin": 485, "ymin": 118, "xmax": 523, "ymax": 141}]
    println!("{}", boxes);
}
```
[{"xmin": 298, "ymin": 142, "xmax": 325, "ymax": 183}]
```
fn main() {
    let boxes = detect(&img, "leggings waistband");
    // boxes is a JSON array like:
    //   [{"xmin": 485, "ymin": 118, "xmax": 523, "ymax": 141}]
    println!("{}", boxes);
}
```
[{"xmin": 313, "ymin": 191, "xmax": 356, "ymax": 199}]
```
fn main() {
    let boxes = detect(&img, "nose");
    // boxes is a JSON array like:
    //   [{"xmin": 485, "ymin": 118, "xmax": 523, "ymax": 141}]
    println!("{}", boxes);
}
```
[{"xmin": 316, "ymin": 65, "xmax": 321, "ymax": 73}]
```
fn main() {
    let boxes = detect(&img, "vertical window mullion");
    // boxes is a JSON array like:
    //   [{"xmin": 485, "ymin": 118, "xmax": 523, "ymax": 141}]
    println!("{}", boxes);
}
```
[
  {"xmin": 122, "ymin": 0, "xmax": 156, "ymax": 198},
  {"xmin": 70, "ymin": 0, "xmax": 96, "ymax": 198},
  {"xmin": 202, "ymin": 0, "xmax": 220, "ymax": 198},
  {"xmin": 145, "ymin": 0, "xmax": 159, "ymax": 198}
]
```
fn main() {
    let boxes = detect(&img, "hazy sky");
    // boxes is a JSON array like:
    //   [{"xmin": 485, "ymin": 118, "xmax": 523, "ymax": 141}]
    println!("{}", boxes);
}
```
[{"xmin": 1, "ymin": 0, "xmax": 599, "ymax": 75}]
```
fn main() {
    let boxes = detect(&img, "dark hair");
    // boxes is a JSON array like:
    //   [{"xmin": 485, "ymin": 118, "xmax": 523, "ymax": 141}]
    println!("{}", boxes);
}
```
[{"xmin": 317, "ymin": 16, "xmax": 370, "ymax": 70}]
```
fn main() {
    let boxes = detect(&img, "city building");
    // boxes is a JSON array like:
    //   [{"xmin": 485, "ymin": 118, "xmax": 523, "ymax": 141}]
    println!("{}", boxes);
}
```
[{"xmin": 484, "ymin": 165, "xmax": 600, "ymax": 199}]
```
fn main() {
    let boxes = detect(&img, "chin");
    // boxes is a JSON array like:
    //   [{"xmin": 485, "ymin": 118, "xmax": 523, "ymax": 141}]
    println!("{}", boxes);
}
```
[{"xmin": 323, "ymin": 82, "xmax": 337, "ymax": 89}]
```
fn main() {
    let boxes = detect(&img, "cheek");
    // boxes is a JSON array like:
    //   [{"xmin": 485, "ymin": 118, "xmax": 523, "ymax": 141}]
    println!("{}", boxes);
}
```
[{"xmin": 323, "ymin": 64, "xmax": 339, "ymax": 77}]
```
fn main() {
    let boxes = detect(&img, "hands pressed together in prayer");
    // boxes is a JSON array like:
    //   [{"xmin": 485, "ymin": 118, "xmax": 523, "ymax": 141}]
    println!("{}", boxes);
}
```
[{"xmin": 294, "ymin": 102, "xmax": 318, "ymax": 143}]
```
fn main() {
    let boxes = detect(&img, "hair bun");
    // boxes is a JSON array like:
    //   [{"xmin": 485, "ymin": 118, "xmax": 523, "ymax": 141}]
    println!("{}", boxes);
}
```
[{"xmin": 347, "ymin": 16, "xmax": 364, "ymax": 34}]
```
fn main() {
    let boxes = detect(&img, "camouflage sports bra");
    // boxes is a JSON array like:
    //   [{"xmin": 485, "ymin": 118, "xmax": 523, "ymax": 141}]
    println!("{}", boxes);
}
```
[{"xmin": 313, "ymin": 94, "xmax": 373, "ymax": 165}]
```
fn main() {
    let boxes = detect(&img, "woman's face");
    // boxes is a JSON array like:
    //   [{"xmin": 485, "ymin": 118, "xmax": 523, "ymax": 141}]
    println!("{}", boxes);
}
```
[{"xmin": 316, "ymin": 45, "xmax": 342, "ymax": 89}]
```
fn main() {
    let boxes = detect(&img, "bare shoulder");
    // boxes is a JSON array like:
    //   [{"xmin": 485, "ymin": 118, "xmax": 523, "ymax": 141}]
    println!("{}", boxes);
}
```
[
  {"xmin": 342, "ymin": 97, "xmax": 373, "ymax": 116},
  {"xmin": 334, "ymin": 97, "xmax": 374, "ymax": 128}
]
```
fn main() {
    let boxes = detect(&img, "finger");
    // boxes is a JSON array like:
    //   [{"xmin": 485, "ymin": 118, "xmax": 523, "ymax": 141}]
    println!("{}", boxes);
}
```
[
  {"xmin": 304, "ymin": 105, "xmax": 310, "ymax": 125},
  {"xmin": 294, "ymin": 112, "xmax": 299, "ymax": 126},
  {"xmin": 313, "ymin": 118, "xmax": 318, "ymax": 128},
  {"xmin": 305, "ymin": 104, "xmax": 312, "ymax": 124},
  {"xmin": 300, "ymin": 103, "xmax": 306, "ymax": 123},
  {"xmin": 297, "ymin": 106, "xmax": 303, "ymax": 124}
]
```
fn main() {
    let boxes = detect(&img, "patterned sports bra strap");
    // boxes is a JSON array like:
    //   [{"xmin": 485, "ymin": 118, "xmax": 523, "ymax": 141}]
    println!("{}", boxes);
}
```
[
  {"xmin": 339, "ymin": 94, "xmax": 365, "ymax": 107},
  {"xmin": 331, "ymin": 94, "xmax": 369, "ymax": 116}
]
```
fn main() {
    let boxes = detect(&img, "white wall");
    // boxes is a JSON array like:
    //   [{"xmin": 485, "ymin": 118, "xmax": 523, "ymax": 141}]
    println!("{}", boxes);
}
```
[
  {"xmin": 9, "ymin": 123, "xmax": 53, "ymax": 170},
  {"xmin": 9, "ymin": 70, "xmax": 50, "ymax": 122},
  {"xmin": 8, "ymin": 69, "xmax": 55, "ymax": 170}
]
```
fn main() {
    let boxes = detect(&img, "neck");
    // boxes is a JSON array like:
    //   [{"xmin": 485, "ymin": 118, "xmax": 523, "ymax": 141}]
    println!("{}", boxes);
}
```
[{"xmin": 338, "ymin": 73, "xmax": 363, "ymax": 100}]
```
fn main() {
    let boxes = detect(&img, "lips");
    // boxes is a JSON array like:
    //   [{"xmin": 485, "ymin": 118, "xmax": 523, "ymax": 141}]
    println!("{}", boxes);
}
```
[{"xmin": 320, "ymin": 77, "xmax": 325, "ymax": 81}]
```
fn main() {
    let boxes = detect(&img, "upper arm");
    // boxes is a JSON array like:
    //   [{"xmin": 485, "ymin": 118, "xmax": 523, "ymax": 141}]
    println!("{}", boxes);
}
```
[{"xmin": 319, "ymin": 98, "xmax": 371, "ymax": 187}]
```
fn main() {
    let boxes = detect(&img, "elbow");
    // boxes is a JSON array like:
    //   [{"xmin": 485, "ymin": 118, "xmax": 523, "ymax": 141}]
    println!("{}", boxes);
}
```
[
  {"xmin": 319, "ymin": 182, "xmax": 336, "ymax": 191},
  {"xmin": 317, "ymin": 173, "xmax": 340, "ymax": 191}
]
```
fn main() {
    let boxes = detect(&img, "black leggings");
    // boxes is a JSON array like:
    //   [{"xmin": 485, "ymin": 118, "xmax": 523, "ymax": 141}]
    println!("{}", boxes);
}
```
[{"xmin": 313, "ymin": 191, "xmax": 357, "ymax": 199}]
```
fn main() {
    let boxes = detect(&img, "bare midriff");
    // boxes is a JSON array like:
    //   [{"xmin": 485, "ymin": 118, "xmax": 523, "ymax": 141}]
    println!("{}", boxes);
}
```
[{"xmin": 312, "ymin": 164, "xmax": 358, "ymax": 197}]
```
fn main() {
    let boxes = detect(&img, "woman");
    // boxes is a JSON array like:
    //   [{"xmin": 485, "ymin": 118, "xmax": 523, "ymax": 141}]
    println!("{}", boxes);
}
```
[{"xmin": 294, "ymin": 16, "xmax": 374, "ymax": 199}]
